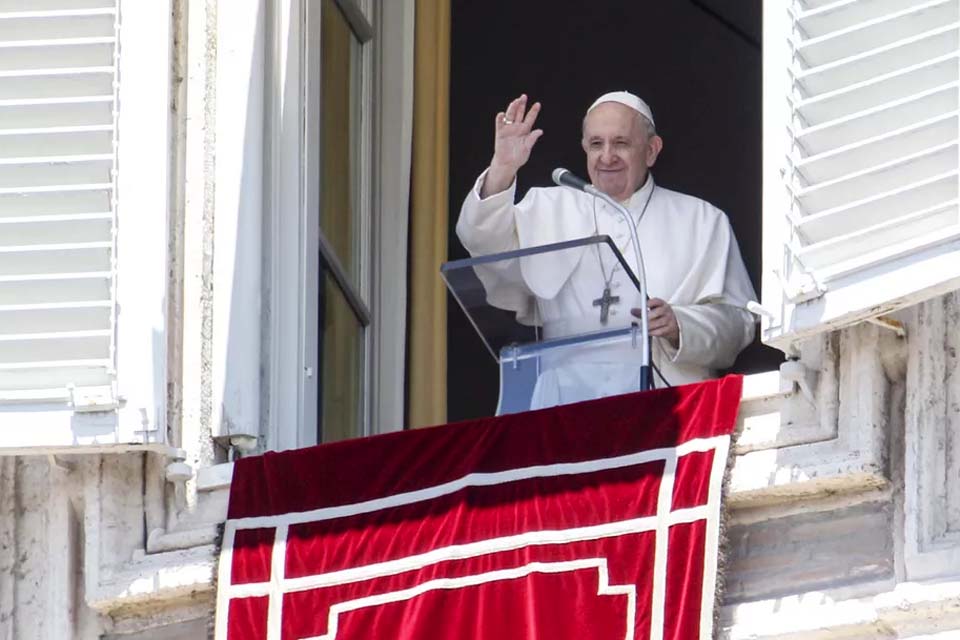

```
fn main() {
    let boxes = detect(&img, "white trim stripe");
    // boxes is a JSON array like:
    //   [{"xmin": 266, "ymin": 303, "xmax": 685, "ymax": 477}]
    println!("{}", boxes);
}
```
[
  {"xmin": 223, "ymin": 504, "xmax": 711, "ymax": 600},
  {"xmin": 266, "ymin": 524, "xmax": 288, "ymax": 640},
  {"xmin": 228, "ymin": 435, "xmax": 728, "ymax": 530},
  {"xmin": 300, "ymin": 558, "xmax": 636, "ymax": 640},
  {"xmin": 649, "ymin": 451, "xmax": 677, "ymax": 640}
]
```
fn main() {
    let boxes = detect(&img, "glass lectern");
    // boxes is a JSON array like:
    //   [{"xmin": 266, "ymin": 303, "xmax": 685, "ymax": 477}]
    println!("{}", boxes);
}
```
[{"xmin": 442, "ymin": 236, "xmax": 649, "ymax": 415}]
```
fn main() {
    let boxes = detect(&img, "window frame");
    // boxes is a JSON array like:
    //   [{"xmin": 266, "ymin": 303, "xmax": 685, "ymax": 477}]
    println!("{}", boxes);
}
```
[
  {"xmin": 308, "ymin": 0, "xmax": 374, "ymax": 445},
  {"xmin": 266, "ymin": 0, "xmax": 410, "ymax": 451}
]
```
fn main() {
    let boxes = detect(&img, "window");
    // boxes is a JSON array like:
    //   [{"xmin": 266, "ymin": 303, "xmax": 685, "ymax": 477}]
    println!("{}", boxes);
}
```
[
  {"xmin": 313, "ymin": 0, "xmax": 374, "ymax": 443},
  {"xmin": 267, "ymin": 0, "xmax": 411, "ymax": 452},
  {"xmin": 761, "ymin": 0, "xmax": 960, "ymax": 351}
]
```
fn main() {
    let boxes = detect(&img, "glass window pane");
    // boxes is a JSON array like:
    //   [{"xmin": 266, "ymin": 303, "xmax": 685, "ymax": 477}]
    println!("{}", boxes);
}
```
[
  {"xmin": 320, "ymin": 0, "xmax": 363, "ymax": 287},
  {"xmin": 319, "ymin": 270, "xmax": 363, "ymax": 443}
]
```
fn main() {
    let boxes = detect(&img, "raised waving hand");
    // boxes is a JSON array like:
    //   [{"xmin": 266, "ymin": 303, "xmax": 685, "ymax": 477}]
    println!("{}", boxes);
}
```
[{"xmin": 480, "ymin": 94, "xmax": 543, "ymax": 197}]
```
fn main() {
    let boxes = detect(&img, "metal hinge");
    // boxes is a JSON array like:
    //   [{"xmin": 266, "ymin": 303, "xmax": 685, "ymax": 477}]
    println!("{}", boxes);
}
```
[
  {"xmin": 780, "ymin": 358, "xmax": 818, "ymax": 406},
  {"xmin": 772, "ymin": 265, "xmax": 825, "ymax": 305},
  {"xmin": 866, "ymin": 315, "xmax": 907, "ymax": 338},
  {"xmin": 68, "ymin": 384, "xmax": 119, "ymax": 413}
]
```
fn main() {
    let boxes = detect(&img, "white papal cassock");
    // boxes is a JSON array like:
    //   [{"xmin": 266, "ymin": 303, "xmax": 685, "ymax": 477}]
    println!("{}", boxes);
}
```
[{"xmin": 457, "ymin": 169, "xmax": 757, "ymax": 409}]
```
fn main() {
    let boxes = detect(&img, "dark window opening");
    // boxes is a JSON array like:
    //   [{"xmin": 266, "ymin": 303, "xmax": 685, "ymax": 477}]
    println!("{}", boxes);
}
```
[{"xmin": 447, "ymin": 1, "xmax": 779, "ymax": 422}]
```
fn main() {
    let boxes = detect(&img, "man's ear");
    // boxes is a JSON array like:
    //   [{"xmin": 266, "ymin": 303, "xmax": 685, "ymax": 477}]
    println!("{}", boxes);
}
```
[{"xmin": 646, "ymin": 135, "xmax": 664, "ymax": 168}]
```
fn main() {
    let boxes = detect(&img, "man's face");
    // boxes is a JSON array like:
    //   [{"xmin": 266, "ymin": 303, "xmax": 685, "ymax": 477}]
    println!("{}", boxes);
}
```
[{"xmin": 581, "ymin": 102, "xmax": 662, "ymax": 202}]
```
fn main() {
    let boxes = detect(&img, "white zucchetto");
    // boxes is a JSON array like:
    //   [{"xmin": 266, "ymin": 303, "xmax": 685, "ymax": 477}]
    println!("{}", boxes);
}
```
[{"xmin": 587, "ymin": 91, "xmax": 655, "ymax": 128}]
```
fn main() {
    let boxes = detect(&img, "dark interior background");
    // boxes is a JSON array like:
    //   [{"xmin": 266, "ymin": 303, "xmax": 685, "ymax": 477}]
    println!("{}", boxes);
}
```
[{"xmin": 446, "ymin": 1, "xmax": 779, "ymax": 422}]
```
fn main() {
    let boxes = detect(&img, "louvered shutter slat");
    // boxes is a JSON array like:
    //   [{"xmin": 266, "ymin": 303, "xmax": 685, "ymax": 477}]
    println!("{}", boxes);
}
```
[
  {"xmin": 0, "ymin": 334, "xmax": 109, "ymax": 364},
  {"xmin": 798, "ymin": 200, "xmax": 958, "ymax": 269},
  {"xmin": 797, "ymin": 112, "xmax": 958, "ymax": 183},
  {"xmin": 0, "ymin": 332, "xmax": 110, "ymax": 395},
  {"xmin": 0, "ymin": 101, "xmax": 112, "ymax": 130},
  {"xmin": 0, "ymin": 158, "xmax": 113, "ymax": 189},
  {"xmin": 0, "ymin": 190, "xmax": 109, "ymax": 214},
  {"xmin": 0, "ymin": 365, "xmax": 107, "ymax": 393},
  {"xmin": 798, "ymin": 23, "xmax": 958, "ymax": 93},
  {"xmin": 4, "ymin": 218, "xmax": 110, "ymax": 244},
  {"xmin": 0, "ymin": 128, "xmax": 112, "ymax": 157},
  {"xmin": 797, "ymin": 172, "xmax": 957, "ymax": 238},
  {"xmin": 797, "ymin": 0, "xmax": 936, "ymax": 37},
  {"xmin": 0, "ymin": 277, "xmax": 108, "ymax": 305},
  {"xmin": 796, "ymin": 85, "xmax": 957, "ymax": 155},
  {"xmin": 797, "ymin": 56, "xmax": 958, "ymax": 126},
  {"xmin": 0, "ymin": 41, "xmax": 113, "ymax": 70},
  {"xmin": 0, "ymin": 3, "xmax": 116, "ymax": 401},
  {"xmin": 797, "ymin": 0, "xmax": 957, "ymax": 65},
  {"xmin": 0, "ymin": 304, "xmax": 109, "ymax": 332},
  {"xmin": 0, "ymin": 76, "xmax": 113, "ymax": 103},
  {"xmin": 797, "ymin": 142, "xmax": 956, "ymax": 215},
  {"xmin": 0, "ymin": 0, "xmax": 112, "ymax": 9},
  {"xmin": 1, "ymin": 246, "xmax": 111, "ymax": 276},
  {"xmin": 0, "ymin": 13, "xmax": 114, "ymax": 41}
]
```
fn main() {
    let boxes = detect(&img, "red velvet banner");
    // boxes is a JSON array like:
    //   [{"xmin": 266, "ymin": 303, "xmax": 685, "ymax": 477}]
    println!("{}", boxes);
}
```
[{"xmin": 215, "ymin": 375, "xmax": 743, "ymax": 640}]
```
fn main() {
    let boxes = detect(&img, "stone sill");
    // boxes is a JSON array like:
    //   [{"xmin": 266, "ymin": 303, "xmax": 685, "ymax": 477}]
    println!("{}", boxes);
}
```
[
  {"xmin": 88, "ymin": 544, "xmax": 217, "ymax": 614},
  {"xmin": 723, "ymin": 579, "xmax": 960, "ymax": 639}
]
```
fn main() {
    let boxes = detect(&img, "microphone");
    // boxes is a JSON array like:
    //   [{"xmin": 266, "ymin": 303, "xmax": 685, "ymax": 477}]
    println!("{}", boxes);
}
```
[{"xmin": 551, "ymin": 168, "xmax": 598, "ymax": 195}]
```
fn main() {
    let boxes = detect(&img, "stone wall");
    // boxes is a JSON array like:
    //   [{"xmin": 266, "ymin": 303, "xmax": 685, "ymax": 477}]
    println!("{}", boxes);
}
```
[{"xmin": 721, "ymin": 292, "xmax": 960, "ymax": 638}]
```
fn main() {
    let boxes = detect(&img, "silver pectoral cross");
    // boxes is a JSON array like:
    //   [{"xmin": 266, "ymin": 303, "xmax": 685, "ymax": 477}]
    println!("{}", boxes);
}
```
[{"xmin": 593, "ymin": 286, "xmax": 620, "ymax": 325}]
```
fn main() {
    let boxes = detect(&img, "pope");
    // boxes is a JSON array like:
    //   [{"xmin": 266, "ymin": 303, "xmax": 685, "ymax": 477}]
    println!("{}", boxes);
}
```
[{"xmin": 456, "ymin": 91, "xmax": 757, "ymax": 407}]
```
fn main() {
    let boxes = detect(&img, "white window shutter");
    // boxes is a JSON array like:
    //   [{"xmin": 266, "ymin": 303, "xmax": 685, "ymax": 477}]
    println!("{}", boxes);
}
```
[
  {"xmin": 762, "ymin": 0, "xmax": 960, "ymax": 350},
  {"xmin": 0, "ymin": 2, "xmax": 119, "ymax": 405}
]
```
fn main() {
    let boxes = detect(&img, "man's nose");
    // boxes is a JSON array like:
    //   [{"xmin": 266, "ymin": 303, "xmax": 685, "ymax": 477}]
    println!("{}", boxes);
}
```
[{"xmin": 599, "ymin": 143, "xmax": 616, "ymax": 164}]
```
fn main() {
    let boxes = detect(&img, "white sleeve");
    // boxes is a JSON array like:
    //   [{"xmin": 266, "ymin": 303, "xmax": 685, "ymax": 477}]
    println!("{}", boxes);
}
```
[
  {"xmin": 456, "ymin": 169, "xmax": 520, "ymax": 256},
  {"xmin": 662, "ymin": 303, "xmax": 755, "ymax": 370},
  {"xmin": 658, "ymin": 204, "xmax": 757, "ymax": 369}
]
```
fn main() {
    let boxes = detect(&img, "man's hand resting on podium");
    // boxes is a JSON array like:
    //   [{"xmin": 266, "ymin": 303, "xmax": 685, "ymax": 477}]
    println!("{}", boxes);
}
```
[
  {"xmin": 632, "ymin": 298, "xmax": 679, "ymax": 348},
  {"xmin": 480, "ymin": 94, "xmax": 544, "ymax": 198}
]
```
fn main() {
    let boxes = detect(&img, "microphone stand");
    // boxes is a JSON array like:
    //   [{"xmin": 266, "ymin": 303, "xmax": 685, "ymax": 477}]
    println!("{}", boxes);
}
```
[
  {"xmin": 584, "ymin": 187, "xmax": 652, "ymax": 392},
  {"xmin": 552, "ymin": 168, "xmax": 653, "ymax": 392}
]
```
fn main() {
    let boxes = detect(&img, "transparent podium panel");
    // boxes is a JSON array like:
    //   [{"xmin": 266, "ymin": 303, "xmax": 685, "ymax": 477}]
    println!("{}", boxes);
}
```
[{"xmin": 442, "ymin": 236, "xmax": 647, "ymax": 415}]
